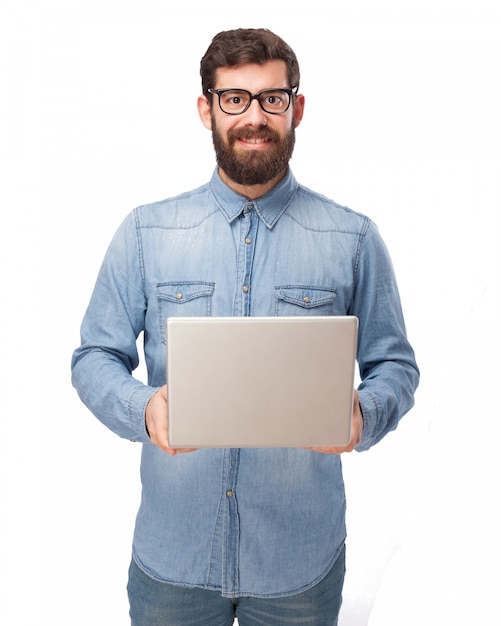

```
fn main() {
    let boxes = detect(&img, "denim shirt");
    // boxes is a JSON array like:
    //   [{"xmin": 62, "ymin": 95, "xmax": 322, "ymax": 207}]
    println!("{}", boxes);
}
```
[{"xmin": 71, "ymin": 167, "xmax": 419, "ymax": 598}]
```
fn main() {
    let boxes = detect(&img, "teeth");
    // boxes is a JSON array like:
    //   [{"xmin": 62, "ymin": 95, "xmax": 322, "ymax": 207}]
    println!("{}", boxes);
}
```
[{"xmin": 247, "ymin": 138, "xmax": 268, "ymax": 144}]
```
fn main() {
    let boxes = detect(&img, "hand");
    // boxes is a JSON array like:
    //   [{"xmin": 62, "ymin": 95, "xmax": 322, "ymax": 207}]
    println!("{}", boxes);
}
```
[
  {"xmin": 303, "ymin": 389, "xmax": 364, "ymax": 454},
  {"xmin": 145, "ymin": 385, "xmax": 198, "ymax": 456}
]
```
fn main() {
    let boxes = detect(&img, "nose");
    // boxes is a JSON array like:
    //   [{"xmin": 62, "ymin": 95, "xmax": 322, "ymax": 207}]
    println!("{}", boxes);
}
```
[{"xmin": 244, "ymin": 97, "xmax": 268, "ymax": 125}]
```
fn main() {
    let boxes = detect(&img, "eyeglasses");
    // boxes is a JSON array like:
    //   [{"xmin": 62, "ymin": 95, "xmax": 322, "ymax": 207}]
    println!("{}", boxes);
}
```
[{"xmin": 207, "ymin": 87, "xmax": 298, "ymax": 115}]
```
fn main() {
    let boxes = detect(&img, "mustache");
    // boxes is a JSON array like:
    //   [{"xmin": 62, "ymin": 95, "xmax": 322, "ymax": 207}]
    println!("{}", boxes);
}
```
[{"xmin": 228, "ymin": 126, "xmax": 279, "ymax": 143}]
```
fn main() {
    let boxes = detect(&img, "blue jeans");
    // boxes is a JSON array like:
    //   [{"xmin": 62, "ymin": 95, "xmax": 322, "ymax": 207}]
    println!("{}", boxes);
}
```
[{"xmin": 128, "ymin": 544, "xmax": 345, "ymax": 625}]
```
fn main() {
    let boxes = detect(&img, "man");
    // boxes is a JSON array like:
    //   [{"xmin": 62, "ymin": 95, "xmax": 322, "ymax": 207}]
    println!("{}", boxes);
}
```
[{"xmin": 71, "ymin": 28, "xmax": 419, "ymax": 625}]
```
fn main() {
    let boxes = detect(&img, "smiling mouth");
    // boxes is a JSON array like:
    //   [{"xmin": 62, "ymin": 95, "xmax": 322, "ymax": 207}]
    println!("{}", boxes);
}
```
[
  {"xmin": 239, "ymin": 136, "xmax": 271, "ymax": 145},
  {"xmin": 229, "ymin": 126, "xmax": 277, "ymax": 148}
]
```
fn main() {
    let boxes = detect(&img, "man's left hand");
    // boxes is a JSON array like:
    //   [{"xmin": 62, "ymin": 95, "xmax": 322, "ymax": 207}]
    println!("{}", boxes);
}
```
[{"xmin": 303, "ymin": 389, "xmax": 364, "ymax": 454}]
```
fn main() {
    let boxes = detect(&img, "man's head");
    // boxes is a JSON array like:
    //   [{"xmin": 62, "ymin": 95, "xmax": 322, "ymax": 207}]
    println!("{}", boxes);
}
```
[{"xmin": 198, "ymin": 29, "xmax": 305, "ymax": 197}]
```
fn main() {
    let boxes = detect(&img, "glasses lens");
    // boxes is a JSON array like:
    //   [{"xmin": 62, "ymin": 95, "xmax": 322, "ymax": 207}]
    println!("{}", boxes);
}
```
[
  {"xmin": 259, "ymin": 90, "xmax": 290, "ymax": 114},
  {"xmin": 218, "ymin": 90, "xmax": 251, "ymax": 114}
]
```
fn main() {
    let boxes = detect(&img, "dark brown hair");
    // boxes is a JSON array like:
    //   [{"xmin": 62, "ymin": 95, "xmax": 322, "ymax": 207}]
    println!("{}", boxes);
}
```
[{"xmin": 200, "ymin": 28, "xmax": 300, "ymax": 95}]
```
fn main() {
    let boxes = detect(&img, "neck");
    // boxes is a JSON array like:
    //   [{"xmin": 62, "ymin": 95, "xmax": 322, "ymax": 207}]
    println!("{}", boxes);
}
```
[{"xmin": 218, "ymin": 167, "xmax": 287, "ymax": 200}]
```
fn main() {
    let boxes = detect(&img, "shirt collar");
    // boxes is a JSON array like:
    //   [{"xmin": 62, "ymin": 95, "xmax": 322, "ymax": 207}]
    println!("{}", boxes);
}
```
[{"xmin": 209, "ymin": 167, "xmax": 298, "ymax": 229}]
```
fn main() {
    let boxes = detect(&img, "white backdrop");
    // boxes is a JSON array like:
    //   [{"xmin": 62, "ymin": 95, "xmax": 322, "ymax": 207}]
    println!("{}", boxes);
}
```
[{"xmin": 2, "ymin": 1, "xmax": 500, "ymax": 624}]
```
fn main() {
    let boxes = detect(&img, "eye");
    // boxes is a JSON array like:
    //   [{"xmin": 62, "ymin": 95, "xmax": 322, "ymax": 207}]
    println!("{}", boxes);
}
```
[
  {"xmin": 262, "ymin": 91, "xmax": 286, "ymax": 109},
  {"xmin": 219, "ymin": 90, "xmax": 250, "ymax": 111}
]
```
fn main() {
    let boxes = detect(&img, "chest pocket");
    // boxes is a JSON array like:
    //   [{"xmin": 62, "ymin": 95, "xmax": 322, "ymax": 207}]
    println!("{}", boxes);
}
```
[
  {"xmin": 157, "ymin": 281, "xmax": 215, "ymax": 344},
  {"xmin": 274, "ymin": 285, "xmax": 336, "ymax": 316}
]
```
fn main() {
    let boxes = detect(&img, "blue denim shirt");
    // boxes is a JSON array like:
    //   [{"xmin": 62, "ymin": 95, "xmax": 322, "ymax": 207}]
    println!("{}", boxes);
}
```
[{"xmin": 71, "ymin": 167, "xmax": 419, "ymax": 598}]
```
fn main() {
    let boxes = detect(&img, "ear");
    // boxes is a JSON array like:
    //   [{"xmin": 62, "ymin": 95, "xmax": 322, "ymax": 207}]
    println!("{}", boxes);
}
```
[
  {"xmin": 197, "ymin": 95, "xmax": 213, "ymax": 130},
  {"xmin": 292, "ymin": 93, "xmax": 305, "ymax": 128}
]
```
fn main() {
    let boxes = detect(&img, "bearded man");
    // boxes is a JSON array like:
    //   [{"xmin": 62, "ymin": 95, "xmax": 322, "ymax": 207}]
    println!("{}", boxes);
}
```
[{"xmin": 72, "ymin": 28, "xmax": 419, "ymax": 626}]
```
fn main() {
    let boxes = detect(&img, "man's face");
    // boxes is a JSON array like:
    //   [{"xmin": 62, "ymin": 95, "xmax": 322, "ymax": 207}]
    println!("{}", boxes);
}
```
[{"xmin": 199, "ymin": 60, "xmax": 304, "ymax": 190}]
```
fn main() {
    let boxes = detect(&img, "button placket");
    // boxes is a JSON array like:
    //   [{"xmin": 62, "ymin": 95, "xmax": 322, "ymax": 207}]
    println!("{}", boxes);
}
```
[{"xmin": 236, "ymin": 204, "xmax": 259, "ymax": 316}]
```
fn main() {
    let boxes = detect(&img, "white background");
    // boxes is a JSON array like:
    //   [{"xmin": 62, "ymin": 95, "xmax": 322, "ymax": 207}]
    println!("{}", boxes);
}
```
[{"xmin": 1, "ymin": 1, "xmax": 500, "ymax": 624}]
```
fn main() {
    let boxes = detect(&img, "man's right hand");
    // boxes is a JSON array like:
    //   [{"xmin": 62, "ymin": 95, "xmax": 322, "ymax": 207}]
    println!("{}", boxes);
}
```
[{"xmin": 145, "ymin": 385, "xmax": 198, "ymax": 456}]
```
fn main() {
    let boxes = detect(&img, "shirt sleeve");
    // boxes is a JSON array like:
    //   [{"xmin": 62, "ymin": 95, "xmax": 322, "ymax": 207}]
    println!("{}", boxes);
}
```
[
  {"xmin": 352, "ymin": 220, "xmax": 420, "ymax": 451},
  {"xmin": 71, "ymin": 212, "xmax": 155, "ymax": 443}
]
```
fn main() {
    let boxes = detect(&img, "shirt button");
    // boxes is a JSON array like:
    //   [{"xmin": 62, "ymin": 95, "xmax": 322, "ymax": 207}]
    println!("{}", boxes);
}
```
[
  {"xmin": 242, "ymin": 285, "xmax": 249, "ymax": 293},
  {"xmin": 175, "ymin": 292, "xmax": 183, "ymax": 300},
  {"xmin": 247, "ymin": 203, "xmax": 254, "ymax": 211},
  {"xmin": 226, "ymin": 490, "xmax": 234, "ymax": 497},
  {"xmin": 303, "ymin": 296, "xmax": 310, "ymax": 304},
  {"xmin": 245, "ymin": 237, "xmax": 252, "ymax": 244}
]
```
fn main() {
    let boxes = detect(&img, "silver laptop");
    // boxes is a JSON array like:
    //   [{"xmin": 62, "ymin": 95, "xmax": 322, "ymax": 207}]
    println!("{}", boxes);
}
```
[{"xmin": 166, "ymin": 316, "xmax": 358, "ymax": 448}]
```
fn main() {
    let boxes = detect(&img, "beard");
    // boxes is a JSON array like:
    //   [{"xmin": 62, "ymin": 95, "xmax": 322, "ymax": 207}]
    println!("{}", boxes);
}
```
[{"xmin": 211, "ymin": 118, "xmax": 296, "ymax": 187}]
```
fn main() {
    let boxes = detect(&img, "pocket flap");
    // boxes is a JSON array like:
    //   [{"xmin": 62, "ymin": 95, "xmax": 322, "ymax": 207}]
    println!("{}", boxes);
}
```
[
  {"xmin": 157, "ymin": 281, "xmax": 215, "ymax": 304},
  {"xmin": 275, "ymin": 285, "xmax": 336, "ymax": 308}
]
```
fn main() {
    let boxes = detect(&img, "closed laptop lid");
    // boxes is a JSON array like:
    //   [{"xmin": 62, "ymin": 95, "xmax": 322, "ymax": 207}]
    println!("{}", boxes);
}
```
[{"xmin": 166, "ymin": 316, "xmax": 358, "ymax": 448}]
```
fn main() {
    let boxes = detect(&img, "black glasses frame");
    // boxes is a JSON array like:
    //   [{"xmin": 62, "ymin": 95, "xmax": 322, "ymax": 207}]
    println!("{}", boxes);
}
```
[{"xmin": 207, "ymin": 86, "xmax": 299, "ymax": 115}]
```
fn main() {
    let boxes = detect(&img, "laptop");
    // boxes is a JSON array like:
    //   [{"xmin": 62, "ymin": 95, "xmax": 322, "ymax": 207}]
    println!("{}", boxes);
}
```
[{"xmin": 166, "ymin": 316, "xmax": 358, "ymax": 448}]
